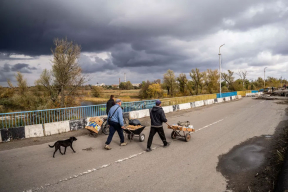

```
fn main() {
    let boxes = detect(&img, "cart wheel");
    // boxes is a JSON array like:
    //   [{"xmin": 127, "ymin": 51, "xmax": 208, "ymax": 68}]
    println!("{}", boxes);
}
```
[
  {"xmin": 139, "ymin": 134, "xmax": 145, "ymax": 142},
  {"xmin": 128, "ymin": 134, "xmax": 134, "ymax": 140},
  {"xmin": 171, "ymin": 131, "xmax": 177, "ymax": 139},
  {"xmin": 101, "ymin": 120, "xmax": 110, "ymax": 135},
  {"xmin": 185, "ymin": 133, "xmax": 191, "ymax": 142}
]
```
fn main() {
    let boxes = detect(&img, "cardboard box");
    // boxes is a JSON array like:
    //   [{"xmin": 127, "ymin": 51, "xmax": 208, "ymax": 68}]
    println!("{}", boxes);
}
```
[{"xmin": 85, "ymin": 117, "xmax": 103, "ymax": 133}]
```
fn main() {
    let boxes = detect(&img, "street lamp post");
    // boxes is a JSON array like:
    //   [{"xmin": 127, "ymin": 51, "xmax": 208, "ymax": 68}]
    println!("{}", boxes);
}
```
[
  {"xmin": 264, "ymin": 67, "xmax": 267, "ymax": 88},
  {"xmin": 219, "ymin": 44, "xmax": 225, "ymax": 98}
]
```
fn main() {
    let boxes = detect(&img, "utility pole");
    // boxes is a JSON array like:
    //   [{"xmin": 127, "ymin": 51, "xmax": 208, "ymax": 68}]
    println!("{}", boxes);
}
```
[
  {"xmin": 264, "ymin": 67, "xmax": 267, "ymax": 88},
  {"xmin": 218, "ymin": 44, "xmax": 225, "ymax": 98}
]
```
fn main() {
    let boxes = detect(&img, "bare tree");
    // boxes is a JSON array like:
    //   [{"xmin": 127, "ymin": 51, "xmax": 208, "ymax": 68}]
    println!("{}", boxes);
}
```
[
  {"xmin": 237, "ymin": 70, "xmax": 247, "ymax": 88},
  {"xmin": 37, "ymin": 38, "xmax": 85, "ymax": 107}
]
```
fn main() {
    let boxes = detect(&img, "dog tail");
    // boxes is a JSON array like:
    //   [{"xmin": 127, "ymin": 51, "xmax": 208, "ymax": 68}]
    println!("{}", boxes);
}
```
[{"xmin": 48, "ymin": 144, "xmax": 54, "ymax": 148}]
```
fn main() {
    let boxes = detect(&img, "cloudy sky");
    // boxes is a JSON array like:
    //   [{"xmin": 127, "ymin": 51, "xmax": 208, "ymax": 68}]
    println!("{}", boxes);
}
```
[{"xmin": 0, "ymin": 0, "xmax": 287, "ymax": 86}]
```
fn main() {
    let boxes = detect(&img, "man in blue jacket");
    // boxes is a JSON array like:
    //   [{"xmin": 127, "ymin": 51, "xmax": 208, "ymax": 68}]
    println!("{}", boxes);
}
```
[
  {"xmin": 105, "ymin": 99, "xmax": 127, "ymax": 150},
  {"xmin": 146, "ymin": 100, "xmax": 169, "ymax": 152}
]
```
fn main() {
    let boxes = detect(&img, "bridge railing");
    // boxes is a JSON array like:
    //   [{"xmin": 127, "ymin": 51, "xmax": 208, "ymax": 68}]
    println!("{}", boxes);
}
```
[
  {"xmin": 0, "ymin": 91, "xmax": 253, "ymax": 129},
  {"xmin": 0, "ymin": 100, "xmax": 157, "ymax": 129}
]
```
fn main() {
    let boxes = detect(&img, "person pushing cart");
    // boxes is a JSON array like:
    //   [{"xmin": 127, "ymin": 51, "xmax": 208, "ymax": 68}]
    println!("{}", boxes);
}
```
[{"xmin": 146, "ymin": 100, "xmax": 170, "ymax": 152}]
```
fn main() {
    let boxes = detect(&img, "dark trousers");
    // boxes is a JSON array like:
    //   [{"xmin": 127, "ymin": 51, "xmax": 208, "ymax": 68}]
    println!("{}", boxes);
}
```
[
  {"xmin": 147, "ymin": 126, "xmax": 167, "ymax": 148},
  {"xmin": 105, "ymin": 121, "xmax": 125, "ymax": 145}
]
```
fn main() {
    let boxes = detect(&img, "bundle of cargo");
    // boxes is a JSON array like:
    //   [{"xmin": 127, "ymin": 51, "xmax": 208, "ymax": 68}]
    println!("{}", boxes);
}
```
[
  {"xmin": 123, "ymin": 120, "xmax": 146, "ymax": 142},
  {"xmin": 85, "ymin": 117, "xmax": 103, "ymax": 136},
  {"xmin": 168, "ymin": 124, "xmax": 195, "ymax": 132},
  {"xmin": 166, "ymin": 121, "xmax": 195, "ymax": 142},
  {"xmin": 125, "ymin": 125, "xmax": 143, "ymax": 130}
]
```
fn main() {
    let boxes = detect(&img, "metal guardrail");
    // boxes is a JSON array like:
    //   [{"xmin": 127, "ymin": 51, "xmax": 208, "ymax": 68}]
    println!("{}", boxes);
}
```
[
  {"xmin": 0, "ymin": 91, "xmax": 250, "ymax": 129},
  {"xmin": 0, "ymin": 100, "xmax": 157, "ymax": 129}
]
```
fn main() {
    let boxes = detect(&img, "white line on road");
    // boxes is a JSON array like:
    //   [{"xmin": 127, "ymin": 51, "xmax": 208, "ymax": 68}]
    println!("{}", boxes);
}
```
[
  {"xmin": 25, "ymin": 119, "xmax": 224, "ymax": 191},
  {"xmin": 259, "ymin": 101, "xmax": 265, "ymax": 103},
  {"xmin": 195, "ymin": 119, "xmax": 224, "ymax": 132}
]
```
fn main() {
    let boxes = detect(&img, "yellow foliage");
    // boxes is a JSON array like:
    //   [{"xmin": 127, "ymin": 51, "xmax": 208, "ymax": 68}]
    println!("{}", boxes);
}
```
[{"xmin": 146, "ymin": 84, "xmax": 163, "ymax": 98}]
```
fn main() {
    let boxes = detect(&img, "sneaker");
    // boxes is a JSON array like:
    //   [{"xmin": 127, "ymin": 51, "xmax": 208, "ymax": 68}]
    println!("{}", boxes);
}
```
[
  {"xmin": 120, "ymin": 142, "xmax": 127, "ymax": 146},
  {"xmin": 104, "ymin": 145, "xmax": 112, "ymax": 150},
  {"xmin": 163, "ymin": 142, "xmax": 170, "ymax": 148},
  {"xmin": 146, "ymin": 148, "xmax": 152, "ymax": 152}
]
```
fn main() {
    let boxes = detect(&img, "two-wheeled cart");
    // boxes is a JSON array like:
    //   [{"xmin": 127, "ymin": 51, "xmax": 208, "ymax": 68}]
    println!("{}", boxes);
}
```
[
  {"xmin": 166, "ymin": 123, "xmax": 195, "ymax": 142},
  {"xmin": 123, "ymin": 125, "xmax": 146, "ymax": 142}
]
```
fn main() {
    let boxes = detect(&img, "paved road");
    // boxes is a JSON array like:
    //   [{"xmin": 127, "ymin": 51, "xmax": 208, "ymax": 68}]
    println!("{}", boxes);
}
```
[{"xmin": 0, "ymin": 98, "xmax": 287, "ymax": 192}]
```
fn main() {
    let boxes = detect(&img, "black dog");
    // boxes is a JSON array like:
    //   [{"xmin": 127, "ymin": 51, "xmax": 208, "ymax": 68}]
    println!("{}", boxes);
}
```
[{"xmin": 49, "ymin": 137, "xmax": 77, "ymax": 158}]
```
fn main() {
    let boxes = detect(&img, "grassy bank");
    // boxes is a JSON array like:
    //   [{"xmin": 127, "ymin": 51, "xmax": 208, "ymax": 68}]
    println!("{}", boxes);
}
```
[{"xmin": 81, "ymin": 89, "xmax": 141, "ymax": 103}]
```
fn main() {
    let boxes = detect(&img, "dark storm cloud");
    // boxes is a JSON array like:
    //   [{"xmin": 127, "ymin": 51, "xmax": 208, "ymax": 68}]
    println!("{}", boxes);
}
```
[
  {"xmin": 78, "ymin": 54, "xmax": 115, "ymax": 73},
  {"xmin": 0, "ymin": 0, "xmax": 287, "ymax": 79},
  {"xmin": 1, "ymin": 63, "xmax": 37, "ymax": 74},
  {"xmin": 0, "ymin": 0, "xmax": 278, "ymax": 55}
]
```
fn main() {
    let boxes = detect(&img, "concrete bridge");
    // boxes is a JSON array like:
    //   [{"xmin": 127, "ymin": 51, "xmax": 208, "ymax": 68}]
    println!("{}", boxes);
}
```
[{"xmin": 0, "ymin": 97, "xmax": 287, "ymax": 191}]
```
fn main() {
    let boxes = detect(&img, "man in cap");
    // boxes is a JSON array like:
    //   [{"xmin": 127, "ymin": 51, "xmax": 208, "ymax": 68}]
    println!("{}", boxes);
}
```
[
  {"xmin": 146, "ymin": 100, "xmax": 169, "ymax": 152},
  {"xmin": 104, "ymin": 99, "xmax": 127, "ymax": 150}
]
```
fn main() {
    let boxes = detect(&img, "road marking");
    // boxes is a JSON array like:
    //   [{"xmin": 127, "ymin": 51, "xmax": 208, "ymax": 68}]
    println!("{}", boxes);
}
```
[
  {"xmin": 25, "ymin": 147, "xmax": 157, "ymax": 192},
  {"xmin": 260, "ymin": 101, "xmax": 265, "ymax": 103},
  {"xmin": 25, "ymin": 119, "xmax": 224, "ymax": 191},
  {"xmin": 195, "ymin": 119, "xmax": 224, "ymax": 132}
]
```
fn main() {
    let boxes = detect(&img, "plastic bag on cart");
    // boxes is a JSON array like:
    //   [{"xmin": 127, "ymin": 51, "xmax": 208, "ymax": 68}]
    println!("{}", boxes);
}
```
[
  {"xmin": 129, "ymin": 119, "xmax": 141, "ymax": 126},
  {"xmin": 177, "ymin": 121, "xmax": 190, "ymax": 127}
]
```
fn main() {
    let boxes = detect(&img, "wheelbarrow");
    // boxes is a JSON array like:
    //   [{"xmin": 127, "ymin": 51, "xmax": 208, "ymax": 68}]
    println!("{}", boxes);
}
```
[{"xmin": 123, "ymin": 125, "xmax": 146, "ymax": 142}]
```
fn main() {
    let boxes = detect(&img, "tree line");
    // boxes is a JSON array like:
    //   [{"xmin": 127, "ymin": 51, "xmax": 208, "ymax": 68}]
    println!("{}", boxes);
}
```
[{"xmin": 138, "ymin": 69, "xmax": 287, "ymax": 99}]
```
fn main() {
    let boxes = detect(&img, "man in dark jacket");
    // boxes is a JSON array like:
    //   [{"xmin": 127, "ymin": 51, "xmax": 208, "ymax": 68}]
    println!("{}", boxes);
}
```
[
  {"xmin": 106, "ymin": 95, "xmax": 115, "ymax": 115},
  {"xmin": 146, "ymin": 100, "xmax": 169, "ymax": 152}
]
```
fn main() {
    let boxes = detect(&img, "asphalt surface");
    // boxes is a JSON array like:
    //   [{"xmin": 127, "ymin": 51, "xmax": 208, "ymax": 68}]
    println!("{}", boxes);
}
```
[{"xmin": 0, "ymin": 98, "xmax": 287, "ymax": 192}]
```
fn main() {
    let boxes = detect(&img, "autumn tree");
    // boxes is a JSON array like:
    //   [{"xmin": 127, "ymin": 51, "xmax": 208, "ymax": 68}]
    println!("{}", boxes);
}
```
[
  {"xmin": 153, "ymin": 79, "xmax": 161, "ymax": 84},
  {"xmin": 237, "ymin": 70, "xmax": 248, "ymax": 89},
  {"xmin": 221, "ymin": 70, "xmax": 235, "ymax": 90},
  {"xmin": 254, "ymin": 77, "xmax": 264, "ymax": 89},
  {"xmin": 266, "ymin": 77, "xmax": 281, "ymax": 87},
  {"xmin": 119, "ymin": 81, "xmax": 133, "ymax": 90},
  {"xmin": 91, "ymin": 86, "xmax": 103, "ymax": 97},
  {"xmin": 190, "ymin": 68, "xmax": 204, "ymax": 95},
  {"xmin": 139, "ymin": 81, "xmax": 152, "ymax": 99},
  {"xmin": 5, "ymin": 72, "xmax": 52, "ymax": 111},
  {"xmin": 163, "ymin": 69, "xmax": 177, "ymax": 96},
  {"xmin": 204, "ymin": 69, "xmax": 219, "ymax": 94},
  {"xmin": 37, "ymin": 38, "xmax": 85, "ymax": 107},
  {"xmin": 177, "ymin": 73, "xmax": 188, "ymax": 95},
  {"xmin": 147, "ymin": 84, "xmax": 163, "ymax": 98}
]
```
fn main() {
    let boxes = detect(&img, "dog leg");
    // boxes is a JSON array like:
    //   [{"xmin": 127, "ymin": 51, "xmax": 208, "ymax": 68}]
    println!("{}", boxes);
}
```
[
  {"xmin": 70, "ymin": 145, "xmax": 76, "ymax": 153},
  {"xmin": 59, "ymin": 147, "xmax": 63, "ymax": 155},
  {"xmin": 53, "ymin": 148, "xmax": 58, "ymax": 158},
  {"xmin": 64, "ymin": 147, "xmax": 67, "ymax": 154}
]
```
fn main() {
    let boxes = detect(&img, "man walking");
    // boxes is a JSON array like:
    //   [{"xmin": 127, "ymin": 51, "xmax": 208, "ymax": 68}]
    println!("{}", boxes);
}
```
[
  {"xmin": 106, "ymin": 95, "xmax": 115, "ymax": 115},
  {"xmin": 105, "ymin": 99, "xmax": 127, "ymax": 150},
  {"xmin": 146, "ymin": 100, "xmax": 169, "ymax": 152}
]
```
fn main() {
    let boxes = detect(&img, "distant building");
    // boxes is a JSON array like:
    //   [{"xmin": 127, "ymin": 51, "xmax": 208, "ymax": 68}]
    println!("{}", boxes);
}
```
[
  {"xmin": 112, "ymin": 84, "xmax": 119, "ymax": 88},
  {"xmin": 132, "ymin": 83, "xmax": 140, "ymax": 87},
  {"xmin": 95, "ymin": 83, "xmax": 105, "ymax": 86}
]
